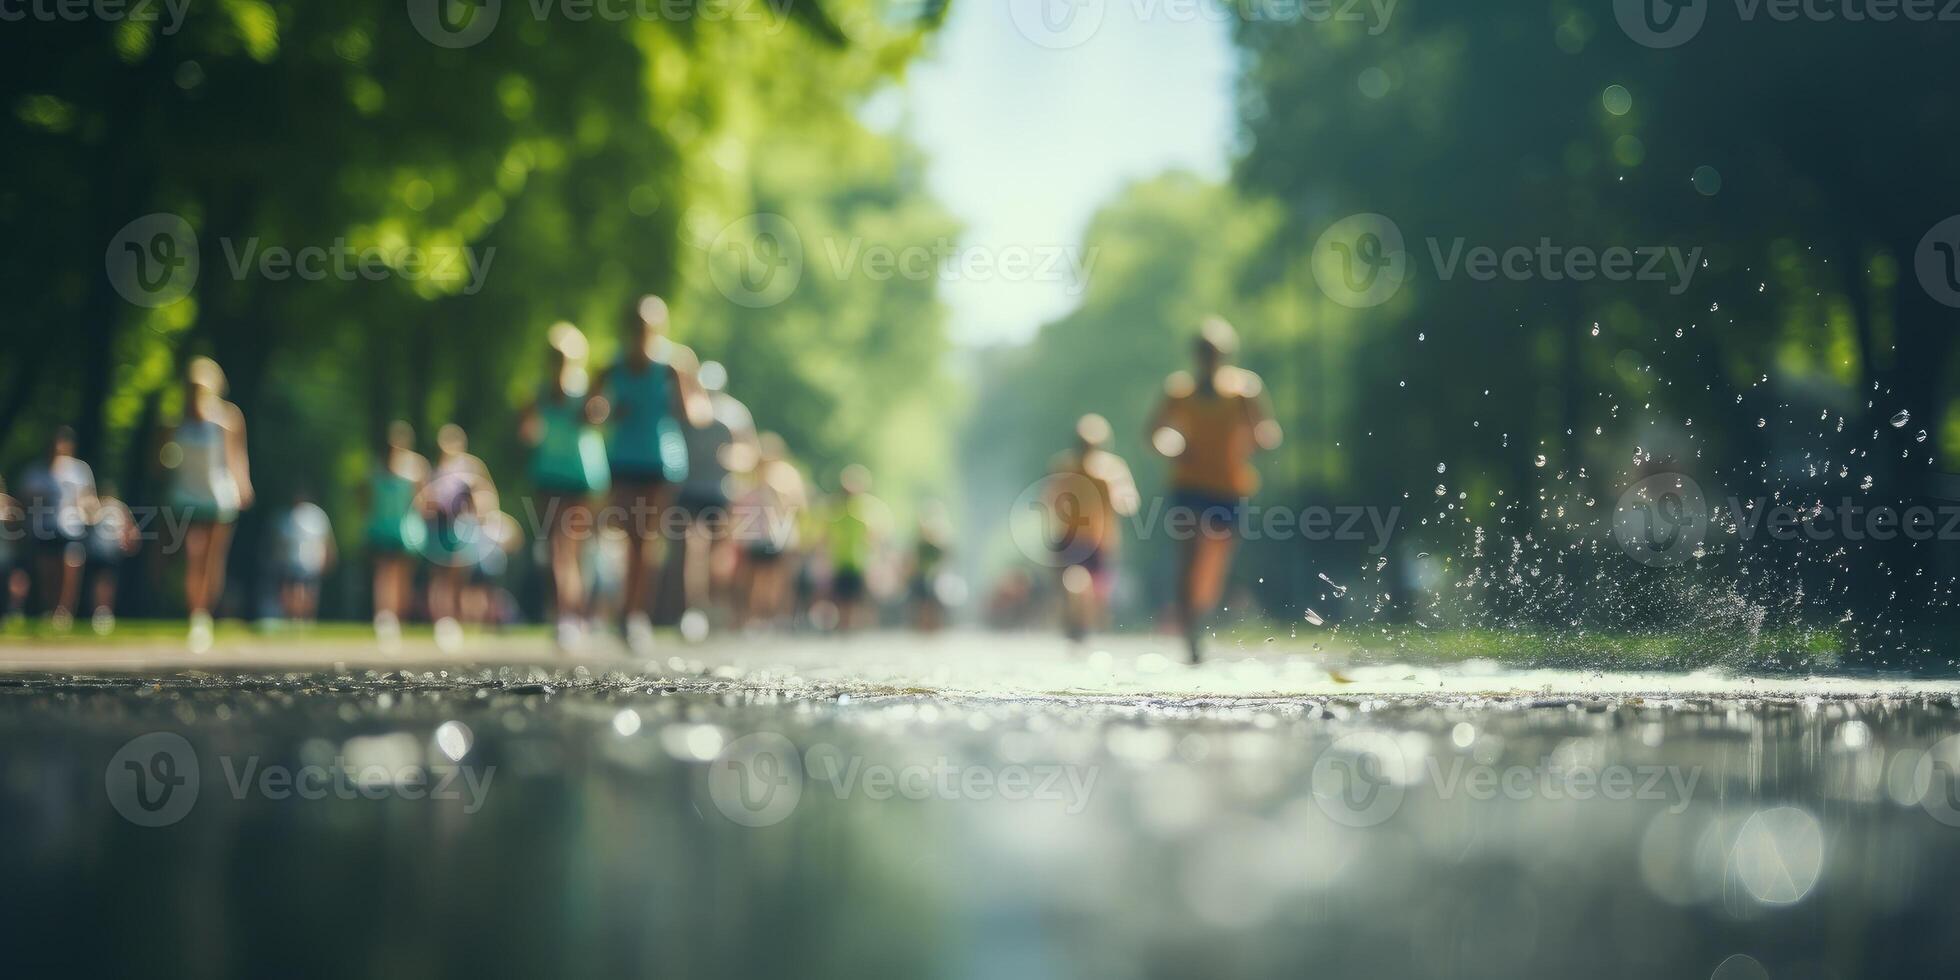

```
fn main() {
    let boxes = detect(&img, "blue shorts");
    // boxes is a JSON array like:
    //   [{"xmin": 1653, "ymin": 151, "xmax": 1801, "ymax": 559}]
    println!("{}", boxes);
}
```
[{"xmin": 1170, "ymin": 490, "xmax": 1244, "ymax": 536}]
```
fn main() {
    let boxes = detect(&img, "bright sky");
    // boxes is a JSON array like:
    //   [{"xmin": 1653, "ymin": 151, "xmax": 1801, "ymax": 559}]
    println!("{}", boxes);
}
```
[{"xmin": 888, "ymin": 0, "xmax": 1238, "ymax": 346}]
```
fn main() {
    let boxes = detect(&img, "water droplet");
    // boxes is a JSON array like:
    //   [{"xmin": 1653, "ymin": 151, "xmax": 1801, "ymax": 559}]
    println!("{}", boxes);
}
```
[{"xmin": 1890, "ymin": 410, "xmax": 1911, "ymax": 428}]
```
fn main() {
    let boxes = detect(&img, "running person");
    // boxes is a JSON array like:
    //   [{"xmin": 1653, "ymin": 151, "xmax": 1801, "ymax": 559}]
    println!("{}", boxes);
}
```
[
  {"xmin": 17, "ymin": 426, "xmax": 96, "ymax": 632},
  {"xmin": 1146, "ymin": 318, "xmax": 1281, "ymax": 662},
  {"xmin": 908, "ymin": 503, "xmax": 953, "ymax": 632},
  {"xmin": 85, "ymin": 482, "xmax": 138, "ymax": 635},
  {"xmin": 521, "ymin": 322, "xmax": 610, "ymax": 651},
  {"xmin": 592, "ymin": 295, "xmax": 705, "ymax": 654},
  {"xmin": 164, "ymin": 357, "xmax": 253, "ymax": 653},
  {"xmin": 734, "ymin": 432, "xmax": 805, "ymax": 629},
  {"xmin": 1046, "ymin": 413, "xmax": 1139, "ymax": 643},
  {"xmin": 671, "ymin": 360, "xmax": 757, "ymax": 636},
  {"xmin": 826, "ymin": 464, "xmax": 886, "ymax": 632},
  {"xmin": 365, "ymin": 421, "xmax": 428, "ymax": 651},
  {"xmin": 0, "ymin": 478, "xmax": 23, "ymax": 627},
  {"xmin": 424, "ymin": 423, "xmax": 497, "ymax": 653},
  {"xmin": 275, "ymin": 490, "xmax": 335, "ymax": 624}
]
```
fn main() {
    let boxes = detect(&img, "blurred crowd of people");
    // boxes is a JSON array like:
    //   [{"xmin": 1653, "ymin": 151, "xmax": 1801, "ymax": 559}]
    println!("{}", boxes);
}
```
[{"xmin": 0, "ymin": 295, "xmax": 962, "ymax": 653}]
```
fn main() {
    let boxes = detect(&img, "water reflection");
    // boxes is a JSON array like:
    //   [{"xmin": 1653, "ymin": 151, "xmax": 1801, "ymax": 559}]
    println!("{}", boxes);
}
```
[{"xmin": 1, "ymin": 674, "xmax": 1957, "ymax": 977}]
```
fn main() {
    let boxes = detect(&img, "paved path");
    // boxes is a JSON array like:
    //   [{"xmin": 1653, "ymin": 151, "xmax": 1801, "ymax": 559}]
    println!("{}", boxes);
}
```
[{"xmin": 4, "ymin": 628, "xmax": 1956, "ymax": 702}]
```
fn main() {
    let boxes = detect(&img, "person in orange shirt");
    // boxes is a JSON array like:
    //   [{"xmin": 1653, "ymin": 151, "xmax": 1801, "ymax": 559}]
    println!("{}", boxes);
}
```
[
  {"xmin": 1147, "ymin": 317, "xmax": 1282, "ymax": 662},
  {"xmin": 1046, "ymin": 413, "xmax": 1138, "ymax": 643}
]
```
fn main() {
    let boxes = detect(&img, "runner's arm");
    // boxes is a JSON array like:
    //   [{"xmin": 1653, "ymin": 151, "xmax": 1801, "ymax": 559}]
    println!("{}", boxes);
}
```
[
  {"xmin": 1243, "ymin": 372, "xmax": 1282, "ymax": 451},
  {"xmin": 225, "ymin": 403, "xmax": 255, "ymax": 509},
  {"xmin": 518, "ymin": 398, "xmax": 542, "ymax": 446}
]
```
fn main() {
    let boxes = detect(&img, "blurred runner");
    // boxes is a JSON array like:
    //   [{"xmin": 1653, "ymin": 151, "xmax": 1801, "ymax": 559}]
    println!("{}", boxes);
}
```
[
  {"xmin": 1147, "ymin": 318, "xmax": 1281, "ymax": 662},
  {"xmin": 734, "ymin": 431, "xmax": 805, "ymax": 629},
  {"xmin": 424, "ymin": 423, "xmax": 497, "ymax": 653},
  {"xmin": 671, "ymin": 359, "xmax": 758, "ymax": 638},
  {"xmin": 908, "ymin": 503, "xmax": 954, "ymax": 632},
  {"xmin": 585, "ymin": 524, "xmax": 629, "ymax": 627},
  {"xmin": 466, "ymin": 509, "xmax": 522, "ymax": 629},
  {"xmin": 522, "ymin": 322, "xmax": 610, "ymax": 652},
  {"xmin": 85, "ymin": 482, "xmax": 138, "ymax": 635},
  {"xmin": 163, "ymin": 358, "xmax": 253, "ymax": 652},
  {"xmin": 365, "ymin": 421, "xmax": 428, "ymax": 652},
  {"xmin": 0, "ymin": 478, "xmax": 23, "ymax": 626},
  {"xmin": 275, "ymin": 489, "xmax": 335, "ymax": 624},
  {"xmin": 1046, "ymin": 413, "xmax": 1139, "ymax": 643},
  {"xmin": 826, "ymin": 464, "xmax": 886, "ymax": 631},
  {"xmin": 17, "ymin": 426, "xmax": 95, "ymax": 633},
  {"xmin": 593, "ymin": 295, "xmax": 705, "ymax": 654}
]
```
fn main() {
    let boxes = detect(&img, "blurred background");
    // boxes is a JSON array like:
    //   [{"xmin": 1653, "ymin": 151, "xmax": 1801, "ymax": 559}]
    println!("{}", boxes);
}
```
[{"xmin": 4, "ymin": 0, "xmax": 1960, "ymax": 665}]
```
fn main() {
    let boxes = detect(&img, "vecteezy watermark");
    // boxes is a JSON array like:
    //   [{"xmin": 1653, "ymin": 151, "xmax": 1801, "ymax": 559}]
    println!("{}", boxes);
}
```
[
  {"xmin": 105, "ymin": 213, "xmax": 495, "ymax": 306},
  {"xmin": 1613, "ymin": 0, "xmax": 1710, "ymax": 47},
  {"xmin": 703, "ymin": 212, "xmax": 1098, "ymax": 308},
  {"xmin": 407, "ymin": 0, "xmax": 787, "ymax": 48},
  {"xmin": 1007, "ymin": 0, "xmax": 1396, "ymax": 50},
  {"xmin": 0, "ymin": 0, "xmax": 190, "ymax": 34},
  {"xmin": 1008, "ymin": 475, "xmax": 1401, "ymax": 568},
  {"xmin": 104, "ymin": 732, "xmax": 200, "ymax": 827},
  {"xmin": 105, "ymin": 213, "xmax": 199, "ymax": 308},
  {"xmin": 1916, "ymin": 733, "xmax": 1960, "ymax": 827},
  {"xmin": 217, "ymin": 237, "xmax": 494, "ymax": 295},
  {"xmin": 1309, "ymin": 213, "xmax": 1701, "ymax": 309},
  {"xmin": 1916, "ymin": 214, "xmax": 1960, "ymax": 309},
  {"xmin": 4, "ymin": 501, "xmax": 215, "ymax": 556},
  {"xmin": 105, "ymin": 729, "xmax": 494, "ymax": 827},
  {"xmin": 1615, "ymin": 0, "xmax": 1960, "ymax": 48},
  {"xmin": 1613, "ymin": 472, "xmax": 1960, "ymax": 567},
  {"xmin": 706, "ymin": 732, "xmax": 1099, "ymax": 827},
  {"xmin": 1311, "ymin": 730, "xmax": 1702, "ymax": 828},
  {"xmin": 1613, "ymin": 472, "xmax": 1710, "ymax": 568}
]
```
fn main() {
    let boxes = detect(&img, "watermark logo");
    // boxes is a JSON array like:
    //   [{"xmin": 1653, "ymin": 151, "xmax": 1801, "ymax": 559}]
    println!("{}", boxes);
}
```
[
  {"xmin": 707, "ymin": 212, "xmax": 804, "ymax": 309},
  {"xmin": 1008, "ymin": 0, "xmax": 1107, "ymax": 49},
  {"xmin": 1311, "ymin": 731, "xmax": 1406, "ymax": 827},
  {"xmin": 104, "ymin": 730, "xmax": 494, "ymax": 825},
  {"xmin": 408, "ymin": 0, "xmax": 503, "ymax": 48},
  {"xmin": 217, "ymin": 237, "xmax": 495, "ymax": 294},
  {"xmin": 1006, "ymin": 477, "xmax": 1402, "ymax": 567},
  {"xmin": 105, "ymin": 732, "xmax": 200, "ymax": 827},
  {"xmin": 108, "ymin": 213, "xmax": 493, "ymax": 303},
  {"xmin": 708, "ymin": 731, "xmax": 804, "ymax": 827},
  {"xmin": 1916, "ymin": 214, "xmax": 1960, "ymax": 309},
  {"xmin": 707, "ymin": 733, "xmax": 1098, "ymax": 826},
  {"xmin": 1614, "ymin": 0, "xmax": 1707, "ymax": 48},
  {"xmin": 1618, "ymin": 0, "xmax": 1960, "ymax": 48},
  {"xmin": 1312, "ymin": 212, "xmax": 1407, "ymax": 309},
  {"xmin": 1916, "ymin": 733, "xmax": 1960, "ymax": 827},
  {"xmin": 1614, "ymin": 472, "xmax": 1708, "ymax": 567},
  {"xmin": 105, "ymin": 213, "xmax": 199, "ymax": 308},
  {"xmin": 704, "ymin": 214, "xmax": 1095, "ymax": 308},
  {"xmin": 1009, "ymin": 472, "xmax": 1104, "ymax": 569},
  {"xmin": 1312, "ymin": 213, "xmax": 1702, "ymax": 304},
  {"xmin": 1310, "ymin": 733, "xmax": 1703, "ymax": 829},
  {"xmin": 0, "ymin": 0, "xmax": 190, "ymax": 33}
]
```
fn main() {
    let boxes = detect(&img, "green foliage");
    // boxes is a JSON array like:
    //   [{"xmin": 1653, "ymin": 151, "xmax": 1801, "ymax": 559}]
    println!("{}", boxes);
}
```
[{"xmin": 0, "ymin": 0, "xmax": 953, "ymax": 615}]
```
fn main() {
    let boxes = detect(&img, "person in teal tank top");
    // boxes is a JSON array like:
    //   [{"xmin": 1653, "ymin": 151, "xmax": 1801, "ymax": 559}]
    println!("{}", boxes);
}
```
[
  {"xmin": 365, "ymin": 420, "xmax": 428, "ymax": 652},
  {"xmin": 591, "ymin": 295, "xmax": 708, "ymax": 654},
  {"xmin": 522, "ymin": 322, "xmax": 611, "ymax": 651}
]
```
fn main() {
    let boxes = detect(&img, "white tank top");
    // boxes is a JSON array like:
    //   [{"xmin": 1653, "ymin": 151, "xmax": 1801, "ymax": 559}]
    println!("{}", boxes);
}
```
[{"xmin": 172, "ymin": 418, "xmax": 240, "ymax": 510}]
